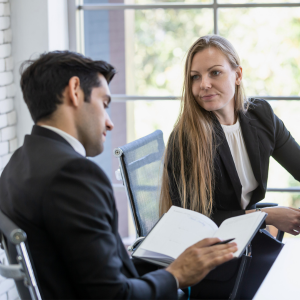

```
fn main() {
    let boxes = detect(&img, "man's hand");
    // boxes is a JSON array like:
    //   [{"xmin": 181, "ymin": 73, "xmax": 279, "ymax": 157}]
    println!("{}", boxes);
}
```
[
  {"xmin": 263, "ymin": 206, "xmax": 300, "ymax": 235},
  {"xmin": 165, "ymin": 238, "xmax": 237, "ymax": 289}
]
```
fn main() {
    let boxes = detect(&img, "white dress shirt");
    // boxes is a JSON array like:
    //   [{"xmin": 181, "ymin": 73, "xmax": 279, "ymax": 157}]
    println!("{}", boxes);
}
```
[
  {"xmin": 221, "ymin": 119, "xmax": 258, "ymax": 209},
  {"xmin": 41, "ymin": 125, "xmax": 86, "ymax": 157}
]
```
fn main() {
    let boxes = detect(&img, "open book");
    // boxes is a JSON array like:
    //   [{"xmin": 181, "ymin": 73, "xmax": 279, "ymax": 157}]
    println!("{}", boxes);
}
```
[{"xmin": 133, "ymin": 206, "xmax": 267, "ymax": 267}]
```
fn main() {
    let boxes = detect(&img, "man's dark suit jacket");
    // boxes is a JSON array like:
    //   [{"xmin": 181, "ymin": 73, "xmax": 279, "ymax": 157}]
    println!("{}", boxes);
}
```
[
  {"xmin": 0, "ymin": 126, "xmax": 177, "ymax": 299},
  {"xmin": 168, "ymin": 98, "xmax": 300, "ymax": 226}
]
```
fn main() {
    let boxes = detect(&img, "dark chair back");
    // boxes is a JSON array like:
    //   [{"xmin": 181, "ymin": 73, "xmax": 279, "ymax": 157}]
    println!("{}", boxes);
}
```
[
  {"xmin": 0, "ymin": 210, "xmax": 42, "ymax": 300},
  {"xmin": 114, "ymin": 130, "xmax": 165, "ymax": 237}
]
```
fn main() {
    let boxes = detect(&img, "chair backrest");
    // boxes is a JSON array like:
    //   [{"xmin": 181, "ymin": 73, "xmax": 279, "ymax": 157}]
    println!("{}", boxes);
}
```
[
  {"xmin": 114, "ymin": 130, "xmax": 165, "ymax": 237},
  {"xmin": 0, "ymin": 209, "xmax": 42, "ymax": 300}
]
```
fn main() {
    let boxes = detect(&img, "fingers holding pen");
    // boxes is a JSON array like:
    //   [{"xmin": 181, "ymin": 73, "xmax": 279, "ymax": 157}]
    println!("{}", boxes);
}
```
[
  {"xmin": 196, "ymin": 243, "xmax": 237, "ymax": 266},
  {"xmin": 186, "ymin": 241, "xmax": 238, "ymax": 273},
  {"xmin": 166, "ymin": 238, "xmax": 238, "ymax": 288},
  {"xmin": 193, "ymin": 237, "xmax": 222, "ymax": 248},
  {"xmin": 193, "ymin": 237, "xmax": 236, "ymax": 248},
  {"xmin": 201, "ymin": 243, "xmax": 238, "ymax": 269},
  {"xmin": 192, "ymin": 237, "xmax": 238, "ymax": 255}
]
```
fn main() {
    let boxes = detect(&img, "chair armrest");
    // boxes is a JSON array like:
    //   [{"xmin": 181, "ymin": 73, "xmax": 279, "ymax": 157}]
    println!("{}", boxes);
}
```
[
  {"xmin": 256, "ymin": 203, "xmax": 285, "ymax": 242},
  {"xmin": 0, "ymin": 262, "xmax": 24, "ymax": 280},
  {"xmin": 276, "ymin": 230, "xmax": 284, "ymax": 242},
  {"xmin": 178, "ymin": 289, "xmax": 188, "ymax": 299},
  {"xmin": 127, "ymin": 237, "xmax": 145, "ymax": 252}
]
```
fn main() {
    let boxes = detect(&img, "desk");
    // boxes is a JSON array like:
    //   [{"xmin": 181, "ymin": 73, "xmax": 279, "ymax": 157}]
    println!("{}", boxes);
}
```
[{"xmin": 253, "ymin": 240, "xmax": 300, "ymax": 300}]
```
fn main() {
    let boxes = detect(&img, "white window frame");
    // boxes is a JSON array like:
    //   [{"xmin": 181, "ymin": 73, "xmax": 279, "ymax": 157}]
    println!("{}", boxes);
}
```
[
  {"xmin": 68, "ymin": 0, "xmax": 300, "ymax": 192},
  {"xmin": 69, "ymin": 0, "xmax": 300, "ymax": 102}
]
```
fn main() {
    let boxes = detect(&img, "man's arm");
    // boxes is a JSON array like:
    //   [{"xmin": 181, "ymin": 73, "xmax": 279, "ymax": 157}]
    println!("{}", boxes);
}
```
[
  {"xmin": 43, "ymin": 158, "xmax": 237, "ymax": 299},
  {"xmin": 42, "ymin": 158, "xmax": 178, "ymax": 299}
]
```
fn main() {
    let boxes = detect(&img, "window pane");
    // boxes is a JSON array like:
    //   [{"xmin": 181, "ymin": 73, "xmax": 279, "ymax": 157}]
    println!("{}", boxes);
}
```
[
  {"xmin": 84, "ymin": 8, "xmax": 213, "ymax": 96},
  {"xmin": 219, "ymin": 8, "xmax": 300, "ymax": 97},
  {"xmin": 260, "ymin": 101, "xmax": 300, "ymax": 203},
  {"xmin": 134, "ymin": 9, "xmax": 213, "ymax": 96},
  {"xmin": 263, "ymin": 100, "xmax": 300, "ymax": 239},
  {"xmin": 129, "ymin": 100, "xmax": 180, "ymax": 142}
]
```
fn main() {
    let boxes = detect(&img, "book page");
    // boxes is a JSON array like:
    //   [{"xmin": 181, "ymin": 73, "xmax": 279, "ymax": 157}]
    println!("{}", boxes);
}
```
[
  {"xmin": 134, "ymin": 248, "xmax": 173, "ymax": 261},
  {"xmin": 213, "ymin": 212, "xmax": 266, "ymax": 257},
  {"xmin": 138, "ymin": 206, "xmax": 218, "ymax": 259}
]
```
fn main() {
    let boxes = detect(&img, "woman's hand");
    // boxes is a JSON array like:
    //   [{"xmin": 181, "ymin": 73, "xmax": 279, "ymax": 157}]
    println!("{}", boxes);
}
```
[{"xmin": 263, "ymin": 206, "xmax": 300, "ymax": 235}]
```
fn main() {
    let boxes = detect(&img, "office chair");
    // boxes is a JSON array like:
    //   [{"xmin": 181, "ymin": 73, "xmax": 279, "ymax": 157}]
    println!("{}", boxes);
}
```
[
  {"xmin": 114, "ymin": 130, "xmax": 284, "ymax": 300},
  {"xmin": 114, "ymin": 130, "xmax": 164, "ymax": 246},
  {"xmin": 0, "ymin": 209, "xmax": 42, "ymax": 300},
  {"xmin": 255, "ymin": 203, "xmax": 284, "ymax": 241},
  {"xmin": 114, "ymin": 130, "xmax": 249, "ymax": 299}
]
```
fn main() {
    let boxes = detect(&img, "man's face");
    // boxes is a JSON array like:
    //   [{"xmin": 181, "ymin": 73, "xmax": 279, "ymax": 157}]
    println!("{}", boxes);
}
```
[{"xmin": 77, "ymin": 74, "xmax": 114, "ymax": 157}]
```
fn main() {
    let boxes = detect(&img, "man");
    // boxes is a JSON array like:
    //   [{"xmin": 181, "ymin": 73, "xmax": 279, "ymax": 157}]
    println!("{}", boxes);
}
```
[{"xmin": 0, "ymin": 51, "xmax": 237, "ymax": 299}]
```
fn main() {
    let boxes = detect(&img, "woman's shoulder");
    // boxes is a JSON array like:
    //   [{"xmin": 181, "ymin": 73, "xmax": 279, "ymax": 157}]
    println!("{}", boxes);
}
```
[
  {"xmin": 242, "ymin": 98, "xmax": 277, "ymax": 131},
  {"xmin": 247, "ymin": 98, "xmax": 272, "ymax": 109},
  {"xmin": 246, "ymin": 98, "xmax": 274, "ymax": 117}
]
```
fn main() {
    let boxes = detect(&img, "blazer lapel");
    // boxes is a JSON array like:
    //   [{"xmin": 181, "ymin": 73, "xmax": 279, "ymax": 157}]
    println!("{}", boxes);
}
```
[
  {"xmin": 239, "ymin": 112, "xmax": 263, "ymax": 190},
  {"xmin": 215, "ymin": 122, "xmax": 242, "ymax": 202}
]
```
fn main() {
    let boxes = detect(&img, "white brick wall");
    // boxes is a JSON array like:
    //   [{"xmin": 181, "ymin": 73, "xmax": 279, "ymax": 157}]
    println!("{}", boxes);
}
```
[
  {"xmin": 0, "ymin": 99, "xmax": 13, "ymax": 114},
  {"xmin": 0, "ymin": 44, "xmax": 11, "ymax": 59},
  {"xmin": 0, "ymin": 17, "xmax": 9, "ymax": 31},
  {"xmin": 0, "ymin": 1, "xmax": 19, "ymax": 299},
  {"xmin": 4, "ymin": 57, "xmax": 12, "ymax": 71},
  {"xmin": 0, "ymin": 59, "xmax": 4, "ymax": 72},
  {"xmin": 0, "ymin": 71, "xmax": 13, "ymax": 86},
  {"xmin": 0, "ymin": 87, "xmax": 5, "ymax": 100}
]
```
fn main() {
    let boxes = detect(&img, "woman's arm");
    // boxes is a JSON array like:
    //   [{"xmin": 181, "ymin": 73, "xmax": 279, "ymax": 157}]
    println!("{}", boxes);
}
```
[
  {"xmin": 246, "ymin": 103, "xmax": 300, "ymax": 235},
  {"xmin": 272, "ymin": 114, "xmax": 300, "ymax": 181},
  {"xmin": 246, "ymin": 207, "xmax": 300, "ymax": 235}
]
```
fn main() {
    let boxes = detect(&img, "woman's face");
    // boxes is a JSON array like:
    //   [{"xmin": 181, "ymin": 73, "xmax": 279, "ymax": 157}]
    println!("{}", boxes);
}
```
[{"xmin": 190, "ymin": 47, "xmax": 242, "ymax": 116}]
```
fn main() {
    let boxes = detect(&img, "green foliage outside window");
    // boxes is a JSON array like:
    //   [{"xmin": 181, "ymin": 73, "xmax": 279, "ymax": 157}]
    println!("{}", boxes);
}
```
[{"xmin": 130, "ymin": 6, "xmax": 300, "ymax": 223}]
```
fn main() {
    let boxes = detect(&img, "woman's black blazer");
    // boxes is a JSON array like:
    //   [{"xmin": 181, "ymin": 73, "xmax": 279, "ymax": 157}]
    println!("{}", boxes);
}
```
[{"xmin": 168, "ymin": 98, "xmax": 300, "ymax": 226}]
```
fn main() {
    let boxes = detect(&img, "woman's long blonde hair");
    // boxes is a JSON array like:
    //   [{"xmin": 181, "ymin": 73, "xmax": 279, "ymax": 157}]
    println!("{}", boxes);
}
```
[{"xmin": 159, "ymin": 35, "xmax": 248, "ymax": 217}]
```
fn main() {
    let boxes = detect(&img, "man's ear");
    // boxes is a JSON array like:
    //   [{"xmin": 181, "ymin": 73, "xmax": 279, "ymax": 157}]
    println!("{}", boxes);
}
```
[{"xmin": 68, "ymin": 76, "xmax": 82, "ymax": 107}]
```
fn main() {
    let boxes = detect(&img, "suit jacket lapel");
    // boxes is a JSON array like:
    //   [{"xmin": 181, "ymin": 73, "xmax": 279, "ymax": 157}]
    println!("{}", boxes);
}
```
[
  {"xmin": 239, "ymin": 111, "xmax": 263, "ymax": 190},
  {"xmin": 215, "ymin": 122, "xmax": 242, "ymax": 203}
]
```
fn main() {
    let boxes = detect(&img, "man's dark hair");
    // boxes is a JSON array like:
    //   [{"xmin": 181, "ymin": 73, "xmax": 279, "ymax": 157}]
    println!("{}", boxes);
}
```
[{"xmin": 20, "ymin": 51, "xmax": 116, "ymax": 123}]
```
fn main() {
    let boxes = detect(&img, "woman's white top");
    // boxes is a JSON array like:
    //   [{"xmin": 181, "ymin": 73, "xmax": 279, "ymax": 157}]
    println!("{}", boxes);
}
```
[{"xmin": 221, "ymin": 119, "xmax": 258, "ymax": 210}]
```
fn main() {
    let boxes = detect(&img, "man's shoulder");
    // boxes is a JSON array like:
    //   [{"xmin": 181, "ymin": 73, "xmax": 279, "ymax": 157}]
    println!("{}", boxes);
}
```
[
  {"xmin": 1, "ymin": 133, "xmax": 112, "ymax": 201},
  {"xmin": 58, "ymin": 156, "xmax": 112, "ymax": 188},
  {"xmin": 7, "ymin": 133, "xmax": 85, "ymax": 175}
]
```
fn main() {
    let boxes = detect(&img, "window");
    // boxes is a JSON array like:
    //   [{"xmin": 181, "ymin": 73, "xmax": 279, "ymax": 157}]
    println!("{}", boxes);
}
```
[{"xmin": 72, "ymin": 0, "xmax": 300, "ymax": 239}]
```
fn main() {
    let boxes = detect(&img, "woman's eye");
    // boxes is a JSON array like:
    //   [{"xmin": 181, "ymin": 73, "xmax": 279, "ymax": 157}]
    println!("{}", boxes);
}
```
[
  {"xmin": 191, "ymin": 75, "xmax": 200, "ymax": 80},
  {"xmin": 211, "ymin": 70, "xmax": 220, "ymax": 76}
]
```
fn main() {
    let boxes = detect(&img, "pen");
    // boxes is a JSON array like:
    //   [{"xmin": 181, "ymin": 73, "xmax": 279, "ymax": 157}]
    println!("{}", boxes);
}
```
[{"xmin": 212, "ymin": 238, "xmax": 235, "ymax": 246}]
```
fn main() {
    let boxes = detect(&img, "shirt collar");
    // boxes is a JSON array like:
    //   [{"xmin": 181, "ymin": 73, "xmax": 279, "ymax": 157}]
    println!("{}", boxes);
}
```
[{"xmin": 40, "ymin": 125, "xmax": 86, "ymax": 157}]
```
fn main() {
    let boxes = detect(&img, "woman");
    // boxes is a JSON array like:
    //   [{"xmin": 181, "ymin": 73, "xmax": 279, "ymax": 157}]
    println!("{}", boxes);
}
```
[
  {"xmin": 159, "ymin": 35, "xmax": 300, "ymax": 298},
  {"xmin": 160, "ymin": 34, "xmax": 300, "ymax": 233}
]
